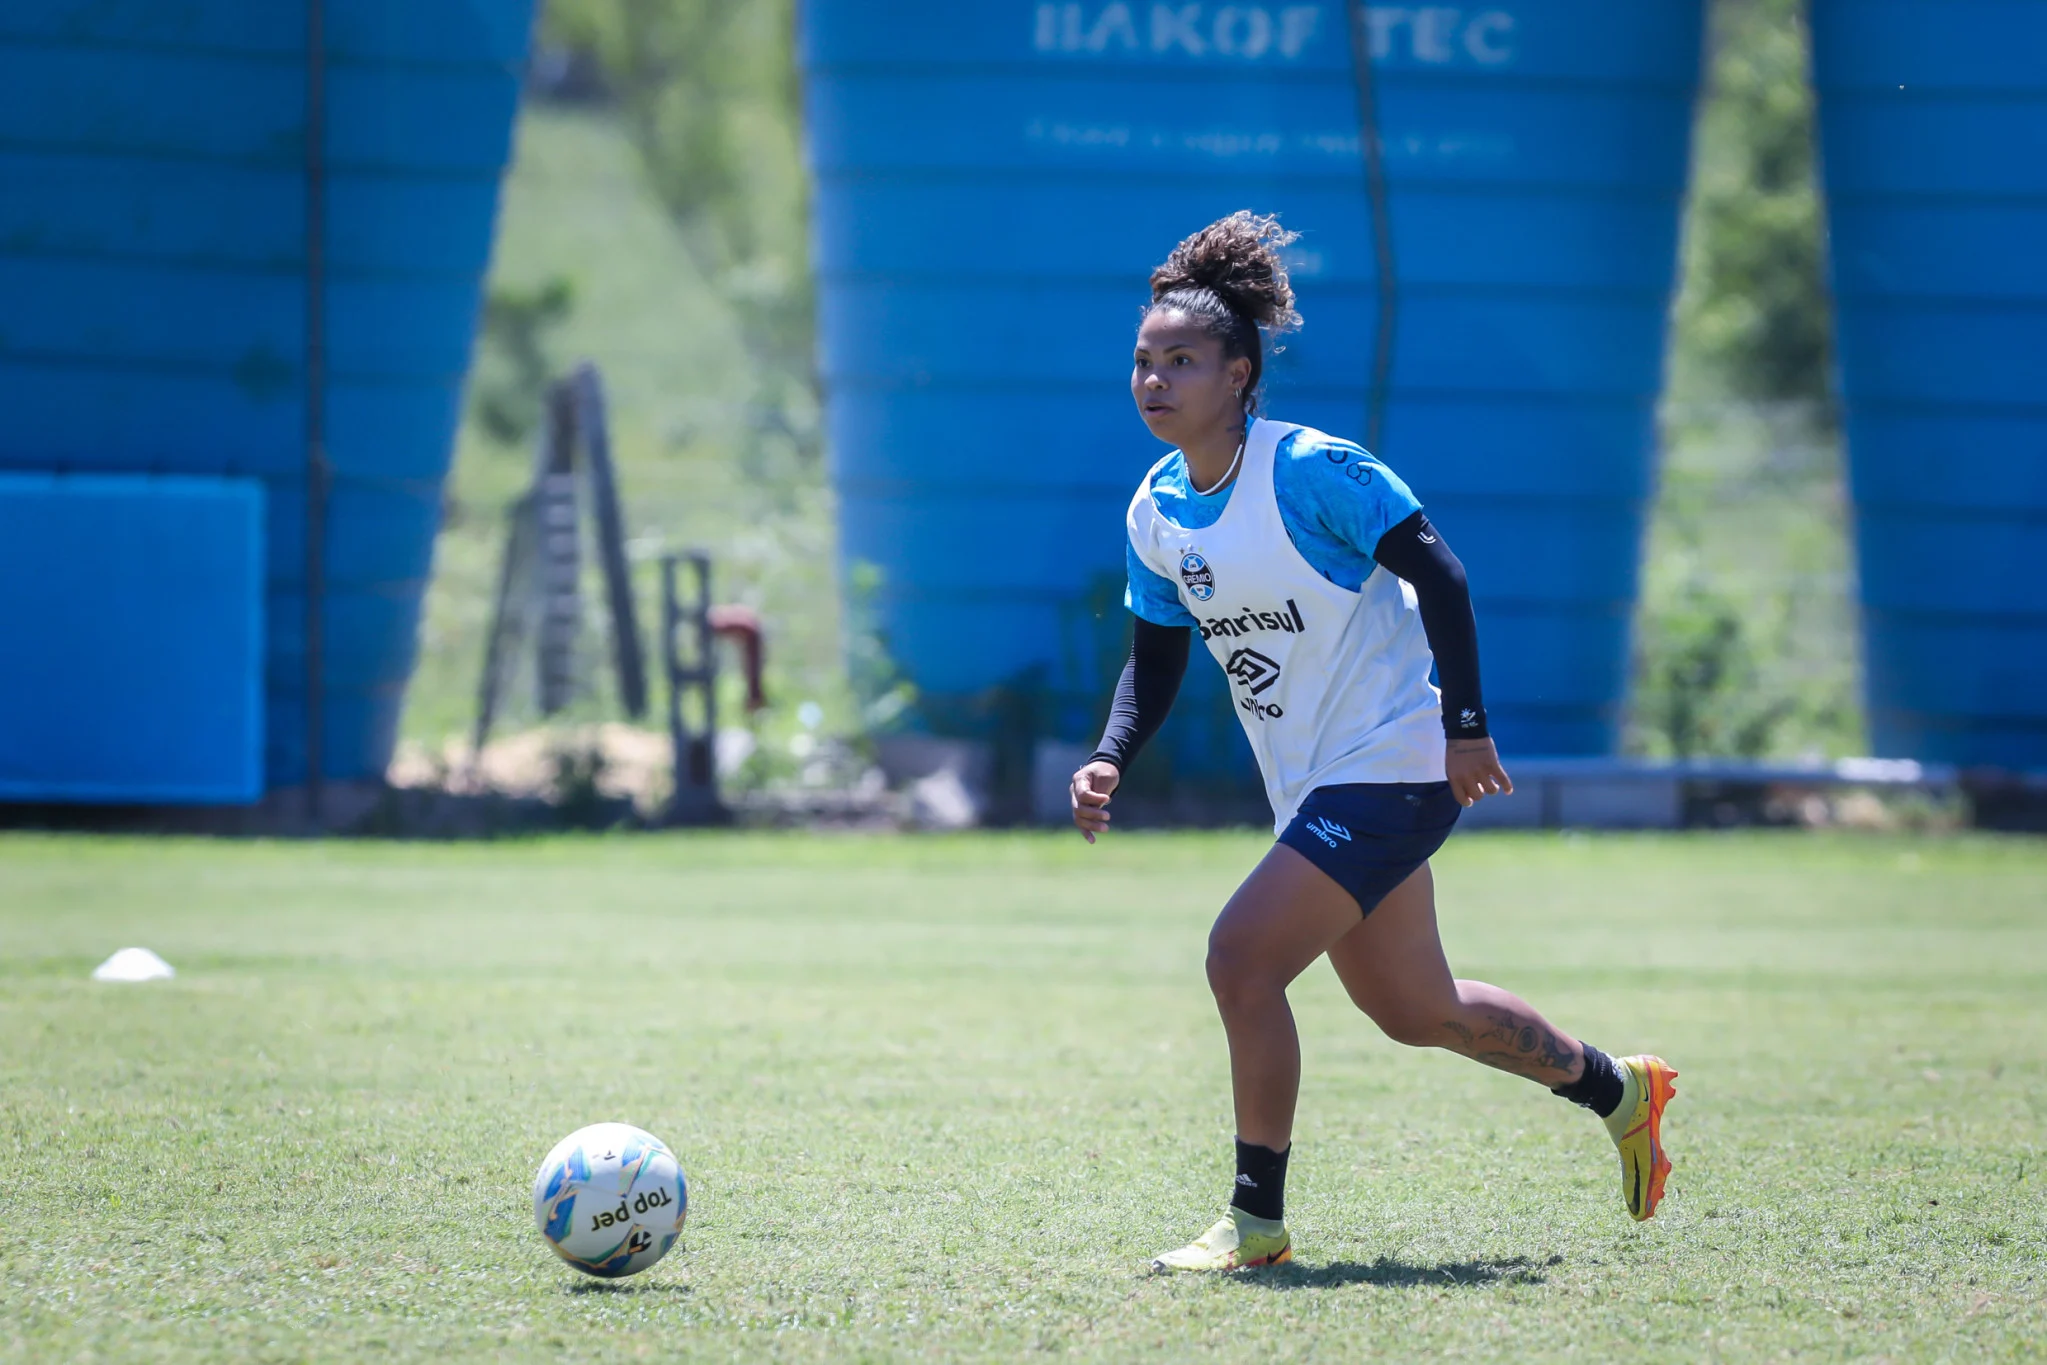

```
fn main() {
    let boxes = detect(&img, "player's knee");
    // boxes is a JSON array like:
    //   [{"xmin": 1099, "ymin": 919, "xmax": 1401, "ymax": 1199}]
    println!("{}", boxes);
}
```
[
  {"xmin": 1203, "ymin": 941, "xmax": 1245, "ymax": 1007},
  {"xmin": 1204, "ymin": 935, "xmax": 1276, "ymax": 1015},
  {"xmin": 1375, "ymin": 1012, "xmax": 1451, "ymax": 1050}
]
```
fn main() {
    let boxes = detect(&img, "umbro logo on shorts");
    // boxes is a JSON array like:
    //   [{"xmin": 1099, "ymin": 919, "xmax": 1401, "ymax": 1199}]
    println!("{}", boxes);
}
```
[{"xmin": 1307, "ymin": 817, "xmax": 1351, "ymax": 847}]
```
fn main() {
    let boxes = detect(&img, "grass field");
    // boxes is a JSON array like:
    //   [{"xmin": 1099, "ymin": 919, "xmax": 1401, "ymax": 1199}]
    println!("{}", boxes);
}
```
[{"xmin": 4, "ymin": 832, "xmax": 2043, "ymax": 1361}]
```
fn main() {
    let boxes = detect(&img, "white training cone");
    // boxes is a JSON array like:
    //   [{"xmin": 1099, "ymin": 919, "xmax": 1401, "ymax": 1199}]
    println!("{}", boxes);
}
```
[{"xmin": 91, "ymin": 948, "xmax": 176, "ymax": 983}]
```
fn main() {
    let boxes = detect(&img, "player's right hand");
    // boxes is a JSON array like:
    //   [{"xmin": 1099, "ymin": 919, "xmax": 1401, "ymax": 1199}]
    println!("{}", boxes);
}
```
[{"xmin": 1070, "ymin": 760, "xmax": 1121, "ymax": 843}]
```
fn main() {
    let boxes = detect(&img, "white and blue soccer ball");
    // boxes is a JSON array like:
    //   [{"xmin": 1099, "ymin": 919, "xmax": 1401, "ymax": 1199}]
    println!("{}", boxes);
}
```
[{"xmin": 532, "ymin": 1122, "xmax": 689, "ymax": 1278}]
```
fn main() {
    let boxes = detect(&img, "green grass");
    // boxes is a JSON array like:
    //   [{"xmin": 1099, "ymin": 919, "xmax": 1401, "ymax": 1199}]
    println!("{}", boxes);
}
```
[{"xmin": 4, "ymin": 832, "xmax": 2043, "ymax": 1361}]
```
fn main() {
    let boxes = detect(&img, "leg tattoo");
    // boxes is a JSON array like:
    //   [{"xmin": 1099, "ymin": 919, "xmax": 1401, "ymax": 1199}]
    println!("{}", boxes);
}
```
[{"xmin": 1442, "ymin": 1006, "xmax": 1578, "ymax": 1082}]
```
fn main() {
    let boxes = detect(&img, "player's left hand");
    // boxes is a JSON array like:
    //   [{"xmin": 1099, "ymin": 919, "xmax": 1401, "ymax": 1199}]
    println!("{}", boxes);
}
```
[{"xmin": 1446, "ymin": 738, "xmax": 1512, "ymax": 807}]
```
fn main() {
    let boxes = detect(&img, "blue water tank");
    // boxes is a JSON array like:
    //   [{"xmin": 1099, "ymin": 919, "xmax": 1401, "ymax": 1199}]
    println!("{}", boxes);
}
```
[
  {"xmin": 804, "ymin": 2, "xmax": 1702, "ymax": 770},
  {"xmin": 1812, "ymin": 1, "xmax": 2047, "ymax": 767},
  {"xmin": 0, "ymin": 2, "xmax": 532, "ymax": 796},
  {"xmin": 0, "ymin": 475, "xmax": 265, "ymax": 802}
]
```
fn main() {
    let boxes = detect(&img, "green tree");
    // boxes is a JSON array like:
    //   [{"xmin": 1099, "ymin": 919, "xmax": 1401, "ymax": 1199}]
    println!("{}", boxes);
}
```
[
  {"xmin": 1672, "ymin": 0, "xmax": 1833, "ymax": 410},
  {"xmin": 539, "ymin": 0, "xmax": 815, "ymax": 448},
  {"xmin": 1631, "ymin": 0, "xmax": 1861, "ymax": 761},
  {"xmin": 469, "ymin": 275, "xmax": 576, "ymax": 447}
]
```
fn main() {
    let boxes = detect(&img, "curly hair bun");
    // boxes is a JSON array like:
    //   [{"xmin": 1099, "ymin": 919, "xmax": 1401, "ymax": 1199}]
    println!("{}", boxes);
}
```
[{"xmin": 1149, "ymin": 210, "xmax": 1302, "ymax": 333}]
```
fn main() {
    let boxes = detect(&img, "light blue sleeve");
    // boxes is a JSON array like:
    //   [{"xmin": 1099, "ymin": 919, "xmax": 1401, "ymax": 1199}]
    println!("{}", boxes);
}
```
[
  {"xmin": 1286, "ymin": 436, "xmax": 1423, "ymax": 561},
  {"xmin": 1125, "ymin": 540, "xmax": 1198, "ymax": 628}
]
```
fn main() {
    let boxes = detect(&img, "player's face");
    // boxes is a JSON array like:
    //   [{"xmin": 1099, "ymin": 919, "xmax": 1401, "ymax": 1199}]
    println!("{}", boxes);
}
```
[{"xmin": 1131, "ymin": 310, "xmax": 1251, "ymax": 446}]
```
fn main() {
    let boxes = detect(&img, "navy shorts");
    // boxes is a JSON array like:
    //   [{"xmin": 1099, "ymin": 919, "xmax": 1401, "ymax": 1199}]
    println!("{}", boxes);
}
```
[{"xmin": 1277, "ymin": 782, "xmax": 1462, "ymax": 916}]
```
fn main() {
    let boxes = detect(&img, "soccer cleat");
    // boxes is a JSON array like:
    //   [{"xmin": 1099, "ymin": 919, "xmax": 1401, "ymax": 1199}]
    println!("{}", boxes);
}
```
[
  {"xmin": 1603, "ymin": 1054, "xmax": 1679, "ymax": 1221},
  {"xmin": 1149, "ymin": 1207, "xmax": 1293, "ymax": 1273}
]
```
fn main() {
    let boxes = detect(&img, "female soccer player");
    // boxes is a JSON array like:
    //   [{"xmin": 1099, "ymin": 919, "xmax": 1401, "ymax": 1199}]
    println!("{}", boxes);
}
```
[{"xmin": 1070, "ymin": 212, "xmax": 1678, "ymax": 1273}]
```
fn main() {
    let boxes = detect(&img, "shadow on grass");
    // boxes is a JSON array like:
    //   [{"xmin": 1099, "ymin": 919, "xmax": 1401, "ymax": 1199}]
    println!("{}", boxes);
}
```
[
  {"xmin": 1242, "ymin": 1253, "xmax": 1562, "ymax": 1291},
  {"xmin": 565, "ymin": 1279, "xmax": 692, "ymax": 1297}
]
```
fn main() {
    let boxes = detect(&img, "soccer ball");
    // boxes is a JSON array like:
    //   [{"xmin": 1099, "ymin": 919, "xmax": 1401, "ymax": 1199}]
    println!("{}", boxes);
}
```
[{"xmin": 532, "ymin": 1122, "xmax": 689, "ymax": 1278}]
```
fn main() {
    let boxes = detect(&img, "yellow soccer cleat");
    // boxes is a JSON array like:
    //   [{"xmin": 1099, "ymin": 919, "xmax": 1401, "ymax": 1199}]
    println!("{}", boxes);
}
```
[
  {"xmin": 1149, "ymin": 1207, "xmax": 1293, "ymax": 1273},
  {"xmin": 1604, "ymin": 1054, "xmax": 1679, "ymax": 1220}
]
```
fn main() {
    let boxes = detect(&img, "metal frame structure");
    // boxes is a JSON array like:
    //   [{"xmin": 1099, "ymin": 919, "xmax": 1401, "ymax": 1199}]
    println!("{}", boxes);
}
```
[
  {"xmin": 472, "ymin": 365, "xmax": 650, "ymax": 758},
  {"xmin": 1344, "ymin": 0, "xmax": 1398, "ymax": 455},
  {"xmin": 304, "ymin": 0, "xmax": 329, "ymax": 818},
  {"xmin": 659, "ymin": 552, "xmax": 726, "ymax": 825}
]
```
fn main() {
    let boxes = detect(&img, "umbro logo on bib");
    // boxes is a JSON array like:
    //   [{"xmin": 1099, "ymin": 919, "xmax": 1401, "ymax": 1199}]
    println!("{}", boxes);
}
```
[
  {"xmin": 1225, "ymin": 647, "xmax": 1281, "ymax": 696},
  {"xmin": 1178, "ymin": 552, "xmax": 1215, "ymax": 602},
  {"xmin": 1225, "ymin": 647, "xmax": 1285, "ymax": 721}
]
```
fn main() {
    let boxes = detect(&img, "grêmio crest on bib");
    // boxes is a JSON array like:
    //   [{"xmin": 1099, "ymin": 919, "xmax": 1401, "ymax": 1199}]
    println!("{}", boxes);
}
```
[{"xmin": 1178, "ymin": 551, "xmax": 1215, "ymax": 602}]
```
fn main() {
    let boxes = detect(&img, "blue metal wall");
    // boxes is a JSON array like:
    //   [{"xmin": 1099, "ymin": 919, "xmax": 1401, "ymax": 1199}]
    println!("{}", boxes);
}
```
[
  {"xmin": 0, "ymin": 1, "xmax": 533, "ymax": 797},
  {"xmin": 804, "ymin": 2, "xmax": 1703, "ymax": 772},
  {"xmin": 0, "ymin": 475, "xmax": 264, "ymax": 802},
  {"xmin": 1812, "ymin": 1, "xmax": 2047, "ymax": 767}
]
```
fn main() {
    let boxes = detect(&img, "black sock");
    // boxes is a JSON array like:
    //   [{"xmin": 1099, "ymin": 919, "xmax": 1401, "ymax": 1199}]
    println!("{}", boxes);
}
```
[
  {"xmin": 1552, "ymin": 1043, "xmax": 1625, "ymax": 1119},
  {"xmin": 1230, "ymin": 1138, "xmax": 1290, "ymax": 1222}
]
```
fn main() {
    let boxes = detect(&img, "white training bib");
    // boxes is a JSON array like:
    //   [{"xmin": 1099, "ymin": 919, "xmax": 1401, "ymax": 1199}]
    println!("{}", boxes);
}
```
[{"xmin": 1126, "ymin": 418, "xmax": 1445, "ymax": 832}]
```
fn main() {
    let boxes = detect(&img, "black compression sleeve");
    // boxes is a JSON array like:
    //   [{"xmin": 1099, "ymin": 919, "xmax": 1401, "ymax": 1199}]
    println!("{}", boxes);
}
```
[
  {"xmin": 1088, "ymin": 616, "xmax": 1192, "ymax": 771},
  {"xmin": 1372, "ymin": 510, "xmax": 1488, "ymax": 739}
]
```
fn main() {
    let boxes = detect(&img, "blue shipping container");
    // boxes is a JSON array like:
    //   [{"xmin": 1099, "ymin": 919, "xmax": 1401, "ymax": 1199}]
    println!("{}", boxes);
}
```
[
  {"xmin": 0, "ymin": 1, "xmax": 533, "ymax": 798},
  {"xmin": 803, "ymin": 1, "xmax": 1703, "ymax": 776},
  {"xmin": 1812, "ymin": 0, "xmax": 2047, "ymax": 766}
]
